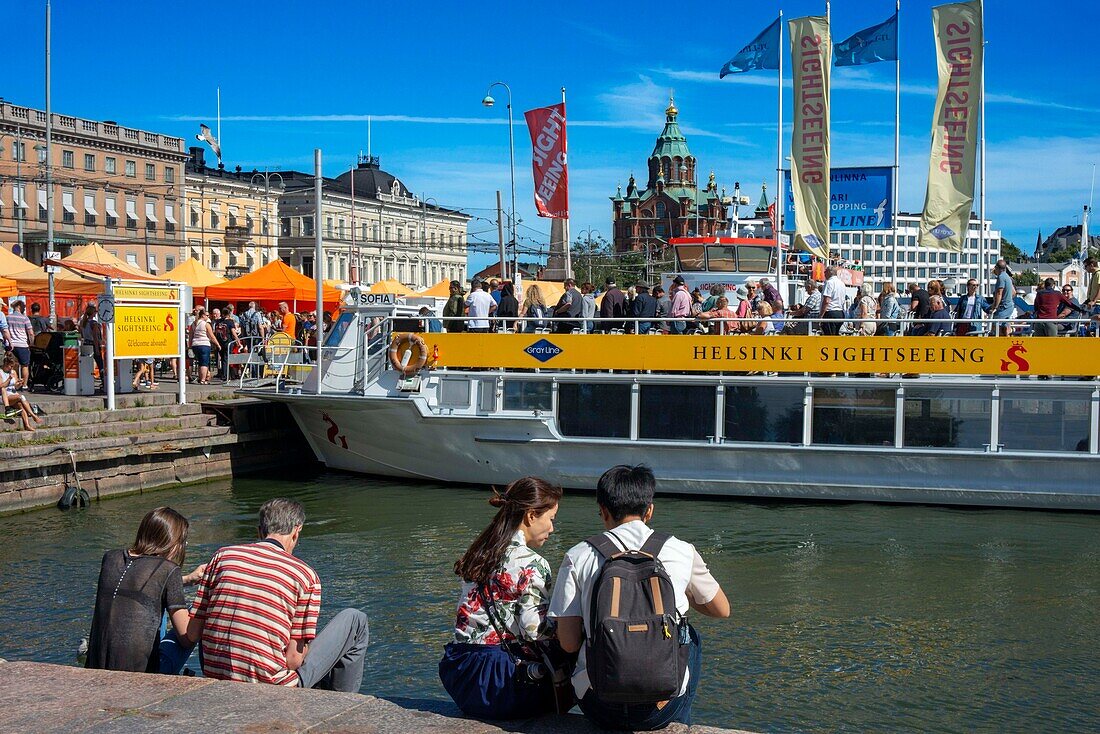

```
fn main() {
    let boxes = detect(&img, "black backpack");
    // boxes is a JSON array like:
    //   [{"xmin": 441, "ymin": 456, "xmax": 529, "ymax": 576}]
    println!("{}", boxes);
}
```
[{"xmin": 585, "ymin": 531, "xmax": 688, "ymax": 704}]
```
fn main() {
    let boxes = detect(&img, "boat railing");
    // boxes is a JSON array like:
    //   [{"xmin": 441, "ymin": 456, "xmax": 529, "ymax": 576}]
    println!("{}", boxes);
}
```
[{"xmin": 237, "ymin": 333, "xmax": 315, "ymax": 391}]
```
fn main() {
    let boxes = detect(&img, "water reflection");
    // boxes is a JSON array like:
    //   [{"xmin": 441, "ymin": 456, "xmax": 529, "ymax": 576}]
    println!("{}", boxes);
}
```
[{"xmin": 0, "ymin": 474, "xmax": 1097, "ymax": 733}]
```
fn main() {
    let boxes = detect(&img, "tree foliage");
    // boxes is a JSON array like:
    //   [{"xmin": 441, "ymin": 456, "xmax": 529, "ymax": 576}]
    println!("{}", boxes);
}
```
[
  {"xmin": 1012, "ymin": 269, "xmax": 1039, "ymax": 287},
  {"xmin": 1000, "ymin": 237, "xmax": 1025, "ymax": 262},
  {"xmin": 570, "ymin": 236, "xmax": 654, "ymax": 287}
]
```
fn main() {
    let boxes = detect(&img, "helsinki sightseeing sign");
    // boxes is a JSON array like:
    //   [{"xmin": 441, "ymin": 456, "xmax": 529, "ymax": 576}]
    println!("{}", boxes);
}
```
[
  {"xmin": 413, "ymin": 333, "xmax": 1099, "ymax": 377},
  {"xmin": 784, "ymin": 166, "xmax": 894, "ymax": 231}
]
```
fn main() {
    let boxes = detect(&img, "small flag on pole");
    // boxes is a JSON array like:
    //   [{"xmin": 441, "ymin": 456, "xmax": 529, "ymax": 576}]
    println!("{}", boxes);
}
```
[
  {"xmin": 834, "ymin": 12, "xmax": 898, "ymax": 66},
  {"xmin": 720, "ymin": 17, "xmax": 782, "ymax": 76}
]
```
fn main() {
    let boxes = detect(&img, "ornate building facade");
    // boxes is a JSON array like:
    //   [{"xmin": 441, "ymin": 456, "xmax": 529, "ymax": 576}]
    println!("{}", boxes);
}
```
[{"xmin": 611, "ymin": 99, "xmax": 729, "ymax": 253}]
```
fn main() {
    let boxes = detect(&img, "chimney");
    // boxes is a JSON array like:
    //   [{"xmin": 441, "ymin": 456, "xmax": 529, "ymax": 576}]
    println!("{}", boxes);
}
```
[{"xmin": 189, "ymin": 146, "xmax": 206, "ymax": 169}]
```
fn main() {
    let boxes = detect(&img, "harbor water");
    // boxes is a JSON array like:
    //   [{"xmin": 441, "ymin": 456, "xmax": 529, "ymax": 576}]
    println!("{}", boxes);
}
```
[{"xmin": 0, "ymin": 473, "xmax": 1096, "ymax": 733}]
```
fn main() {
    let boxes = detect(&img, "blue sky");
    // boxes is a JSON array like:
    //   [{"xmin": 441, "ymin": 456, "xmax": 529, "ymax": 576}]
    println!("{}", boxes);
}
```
[{"xmin": 6, "ymin": 0, "xmax": 1098, "ymax": 272}]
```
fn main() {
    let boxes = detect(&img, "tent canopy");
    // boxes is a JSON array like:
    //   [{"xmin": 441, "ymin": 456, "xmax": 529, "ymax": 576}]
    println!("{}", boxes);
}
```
[
  {"xmin": 418, "ymin": 279, "xmax": 453, "ymax": 297},
  {"xmin": 0, "ymin": 247, "xmax": 31, "ymax": 278},
  {"xmin": 204, "ymin": 260, "xmax": 341, "ymax": 308},
  {"xmin": 370, "ymin": 278, "xmax": 415, "ymax": 296},
  {"xmin": 0, "ymin": 276, "xmax": 17, "ymax": 298},
  {"xmin": 8, "ymin": 242, "xmax": 161, "ymax": 295},
  {"xmin": 164, "ymin": 258, "xmax": 226, "ymax": 298}
]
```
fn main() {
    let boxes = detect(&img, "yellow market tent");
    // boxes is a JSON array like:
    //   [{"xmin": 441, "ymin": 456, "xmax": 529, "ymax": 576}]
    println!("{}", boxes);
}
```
[
  {"xmin": 163, "ymin": 258, "xmax": 226, "ymax": 299},
  {"xmin": 8, "ymin": 242, "xmax": 162, "ymax": 296},
  {"xmin": 370, "ymin": 278, "xmax": 415, "ymax": 296},
  {"xmin": 418, "ymin": 279, "xmax": 452, "ymax": 297}
]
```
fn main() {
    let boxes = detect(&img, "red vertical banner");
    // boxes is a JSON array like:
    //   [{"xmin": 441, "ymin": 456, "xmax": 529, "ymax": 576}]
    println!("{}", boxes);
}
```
[{"xmin": 524, "ymin": 103, "xmax": 569, "ymax": 218}]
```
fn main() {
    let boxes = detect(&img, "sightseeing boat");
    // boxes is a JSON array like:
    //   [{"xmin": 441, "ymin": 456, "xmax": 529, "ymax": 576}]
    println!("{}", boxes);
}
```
[{"xmin": 241, "ymin": 269, "xmax": 1100, "ymax": 511}]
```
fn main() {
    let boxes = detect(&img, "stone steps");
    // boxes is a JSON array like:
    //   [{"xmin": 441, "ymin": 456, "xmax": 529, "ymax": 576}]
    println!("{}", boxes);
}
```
[
  {"xmin": 33, "ymin": 403, "xmax": 205, "ymax": 430},
  {"xmin": 0, "ymin": 413, "xmax": 216, "ymax": 448}
]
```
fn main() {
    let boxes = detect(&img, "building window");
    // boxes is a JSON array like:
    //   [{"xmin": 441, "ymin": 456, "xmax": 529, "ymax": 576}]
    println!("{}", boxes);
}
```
[
  {"xmin": 12, "ymin": 141, "xmax": 26, "ymax": 162},
  {"xmin": 228, "ymin": 209, "xmax": 238, "ymax": 228},
  {"xmin": 105, "ymin": 157, "xmax": 116, "ymax": 174},
  {"xmin": 145, "ymin": 201, "xmax": 158, "ymax": 231},
  {"xmin": 83, "ymin": 193, "xmax": 97, "ymax": 226},
  {"xmin": 326, "ymin": 217, "xmax": 333, "ymax": 237},
  {"xmin": 166, "ymin": 256, "xmax": 176, "ymax": 271},
  {"xmin": 165, "ymin": 203, "xmax": 176, "ymax": 234},
  {"xmin": 125, "ymin": 160, "xmax": 136, "ymax": 177},
  {"xmin": 84, "ymin": 153, "xmax": 95, "ymax": 171},
  {"xmin": 190, "ymin": 208, "xmax": 200, "ymax": 228},
  {"xmin": 338, "ymin": 219, "xmax": 346, "ymax": 239},
  {"xmin": 105, "ymin": 196, "xmax": 118, "ymax": 227},
  {"xmin": 211, "ymin": 210, "xmax": 220, "ymax": 229},
  {"xmin": 280, "ymin": 217, "xmax": 291, "ymax": 236},
  {"xmin": 37, "ymin": 187, "xmax": 47, "ymax": 221},
  {"xmin": 62, "ymin": 150, "xmax": 74, "ymax": 168},
  {"xmin": 125, "ymin": 199, "xmax": 138, "ymax": 229},
  {"xmin": 126, "ymin": 253, "xmax": 138, "ymax": 267},
  {"xmin": 246, "ymin": 214, "xmax": 254, "ymax": 233},
  {"xmin": 210, "ymin": 250, "xmax": 220, "ymax": 270},
  {"xmin": 303, "ymin": 216, "xmax": 314, "ymax": 236},
  {"xmin": 13, "ymin": 184, "xmax": 27, "ymax": 219},
  {"xmin": 262, "ymin": 216, "xmax": 269, "ymax": 235},
  {"xmin": 61, "ymin": 191, "xmax": 76, "ymax": 223},
  {"xmin": 145, "ymin": 163, "xmax": 156, "ymax": 181},
  {"xmin": 164, "ymin": 167, "xmax": 174, "ymax": 183}
]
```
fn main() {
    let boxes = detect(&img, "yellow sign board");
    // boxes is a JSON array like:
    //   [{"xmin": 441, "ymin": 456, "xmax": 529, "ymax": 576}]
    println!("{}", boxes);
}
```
[
  {"xmin": 114, "ymin": 286, "xmax": 180, "ymax": 302},
  {"xmin": 417, "ymin": 334, "xmax": 1100, "ymax": 377},
  {"xmin": 113, "ymin": 305, "xmax": 180, "ymax": 358}
]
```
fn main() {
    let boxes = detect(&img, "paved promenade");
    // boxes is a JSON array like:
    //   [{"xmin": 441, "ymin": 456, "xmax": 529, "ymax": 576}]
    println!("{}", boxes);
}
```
[{"xmin": 0, "ymin": 661, "xmax": 754, "ymax": 734}]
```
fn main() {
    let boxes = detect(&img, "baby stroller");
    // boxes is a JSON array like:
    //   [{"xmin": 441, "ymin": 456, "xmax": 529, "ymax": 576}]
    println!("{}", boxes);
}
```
[{"xmin": 29, "ymin": 331, "xmax": 64, "ymax": 393}]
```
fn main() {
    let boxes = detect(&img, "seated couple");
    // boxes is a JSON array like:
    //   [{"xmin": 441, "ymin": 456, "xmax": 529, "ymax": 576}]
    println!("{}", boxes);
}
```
[
  {"xmin": 440, "ymin": 466, "xmax": 730, "ymax": 730},
  {"xmin": 84, "ymin": 499, "xmax": 369, "ymax": 692}
]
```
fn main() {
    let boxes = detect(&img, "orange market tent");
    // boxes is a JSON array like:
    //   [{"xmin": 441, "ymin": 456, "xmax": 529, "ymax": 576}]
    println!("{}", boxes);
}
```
[
  {"xmin": 204, "ymin": 260, "xmax": 341, "ymax": 309},
  {"xmin": 370, "ymin": 278, "xmax": 415, "ymax": 296},
  {"xmin": 418, "ymin": 279, "xmax": 452, "ymax": 297},
  {"xmin": 164, "ymin": 258, "xmax": 226, "ymax": 299},
  {"xmin": 0, "ymin": 276, "xmax": 16, "ymax": 298},
  {"xmin": 0, "ymin": 247, "xmax": 31, "ymax": 279}
]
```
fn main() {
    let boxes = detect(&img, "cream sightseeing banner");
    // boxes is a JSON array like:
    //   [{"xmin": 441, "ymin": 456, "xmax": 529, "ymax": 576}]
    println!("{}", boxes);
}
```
[
  {"xmin": 113, "ymin": 305, "xmax": 180, "ymax": 358},
  {"xmin": 788, "ymin": 15, "xmax": 831, "ymax": 260},
  {"xmin": 918, "ymin": 0, "xmax": 983, "ymax": 250}
]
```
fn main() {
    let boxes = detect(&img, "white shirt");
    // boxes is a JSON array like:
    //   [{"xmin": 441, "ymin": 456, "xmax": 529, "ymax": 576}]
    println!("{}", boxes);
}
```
[
  {"xmin": 822, "ymin": 275, "xmax": 846, "ymax": 312},
  {"xmin": 466, "ymin": 290, "xmax": 495, "ymax": 330},
  {"xmin": 547, "ymin": 520, "xmax": 721, "ymax": 699}
]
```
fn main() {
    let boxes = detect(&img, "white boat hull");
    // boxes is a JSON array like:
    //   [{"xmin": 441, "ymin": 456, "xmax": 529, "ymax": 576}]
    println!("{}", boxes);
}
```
[{"xmin": 258, "ymin": 392, "xmax": 1100, "ymax": 511}]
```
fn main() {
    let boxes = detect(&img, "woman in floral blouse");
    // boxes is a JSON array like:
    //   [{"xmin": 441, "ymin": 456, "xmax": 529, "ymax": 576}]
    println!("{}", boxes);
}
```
[{"xmin": 439, "ymin": 477, "xmax": 562, "ymax": 719}]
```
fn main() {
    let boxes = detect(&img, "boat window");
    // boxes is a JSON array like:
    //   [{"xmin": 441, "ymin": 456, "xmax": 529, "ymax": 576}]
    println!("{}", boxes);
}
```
[
  {"xmin": 503, "ymin": 381, "xmax": 552, "ymax": 412},
  {"xmin": 557, "ymin": 383, "xmax": 631, "ymax": 438},
  {"xmin": 999, "ymin": 389, "xmax": 1092, "ymax": 453},
  {"xmin": 478, "ymin": 379, "xmax": 496, "ymax": 413},
  {"xmin": 675, "ymin": 245, "xmax": 706, "ymax": 272},
  {"xmin": 705, "ymin": 246, "xmax": 738, "ymax": 272},
  {"xmin": 724, "ymin": 385, "xmax": 803, "ymax": 443},
  {"xmin": 324, "ymin": 312, "xmax": 354, "ymax": 347},
  {"xmin": 904, "ymin": 388, "xmax": 992, "ymax": 449},
  {"xmin": 812, "ymin": 388, "xmax": 895, "ymax": 446},
  {"xmin": 438, "ymin": 378, "xmax": 471, "ymax": 408},
  {"xmin": 736, "ymin": 245, "xmax": 773, "ymax": 273},
  {"xmin": 640, "ymin": 385, "xmax": 715, "ymax": 441}
]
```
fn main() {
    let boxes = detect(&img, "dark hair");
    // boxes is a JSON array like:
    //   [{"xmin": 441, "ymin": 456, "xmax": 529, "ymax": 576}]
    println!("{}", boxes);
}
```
[
  {"xmin": 1085, "ymin": 257, "xmax": 1098, "ymax": 268},
  {"xmin": 454, "ymin": 477, "xmax": 562, "ymax": 584},
  {"xmin": 596, "ymin": 465, "xmax": 655, "ymax": 521},
  {"xmin": 30, "ymin": 302, "xmax": 41, "ymax": 313},
  {"xmin": 1044, "ymin": 278, "xmax": 1057, "ymax": 289},
  {"xmin": 130, "ymin": 506, "xmax": 189, "ymax": 566},
  {"xmin": 502, "ymin": 281, "xmax": 515, "ymax": 298}
]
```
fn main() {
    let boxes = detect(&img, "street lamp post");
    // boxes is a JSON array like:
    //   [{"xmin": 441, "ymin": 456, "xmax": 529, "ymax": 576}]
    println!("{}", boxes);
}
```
[
  {"xmin": 578, "ymin": 227, "xmax": 601, "ymax": 285},
  {"xmin": 482, "ymin": 82, "xmax": 516, "ymax": 282},
  {"xmin": 420, "ymin": 195, "xmax": 438, "ymax": 289},
  {"xmin": 251, "ymin": 170, "xmax": 283, "ymax": 271}
]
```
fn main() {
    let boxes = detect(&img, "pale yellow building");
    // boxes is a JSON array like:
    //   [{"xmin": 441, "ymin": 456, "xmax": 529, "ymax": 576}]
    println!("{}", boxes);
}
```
[
  {"xmin": 0, "ymin": 99, "xmax": 188, "ymax": 274},
  {"xmin": 182, "ymin": 147, "xmax": 282, "ymax": 277}
]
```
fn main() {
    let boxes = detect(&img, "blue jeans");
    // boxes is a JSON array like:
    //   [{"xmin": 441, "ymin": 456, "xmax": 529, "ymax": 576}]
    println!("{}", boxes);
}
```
[
  {"xmin": 158, "ymin": 614, "xmax": 198, "ymax": 675},
  {"xmin": 579, "ymin": 625, "xmax": 702, "ymax": 731},
  {"xmin": 669, "ymin": 320, "xmax": 688, "ymax": 335}
]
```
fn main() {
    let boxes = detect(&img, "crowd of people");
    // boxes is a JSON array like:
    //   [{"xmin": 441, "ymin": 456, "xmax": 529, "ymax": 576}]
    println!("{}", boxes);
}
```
[
  {"xmin": 434, "ymin": 257, "xmax": 1100, "ymax": 338},
  {"xmin": 83, "ymin": 466, "xmax": 728, "ymax": 731}
]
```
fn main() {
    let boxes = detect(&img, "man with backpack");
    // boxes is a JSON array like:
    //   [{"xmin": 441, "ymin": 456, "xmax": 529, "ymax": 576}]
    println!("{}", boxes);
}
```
[
  {"xmin": 211, "ymin": 308, "xmax": 240, "ymax": 382},
  {"xmin": 549, "ymin": 465, "xmax": 730, "ymax": 730}
]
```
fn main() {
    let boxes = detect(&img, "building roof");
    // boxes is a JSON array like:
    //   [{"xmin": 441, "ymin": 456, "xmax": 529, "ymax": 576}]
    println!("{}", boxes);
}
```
[{"xmin": 649, "ymin": 97, "xmax": 692, "ymax": 162}]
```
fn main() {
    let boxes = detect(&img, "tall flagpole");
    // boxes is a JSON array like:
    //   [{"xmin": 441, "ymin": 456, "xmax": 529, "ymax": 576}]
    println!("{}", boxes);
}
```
[
  {"xmin": 775, "ymin": 10, "xmax": 784, "ymax": 290},
  {"xmin": 978, "ymin": 1, "xmax": 986, "ymax": 290},
  {"xmin": 892, "ymin": 0, "xmax": 900, "ymax": 288},
  {"xmin": 562, "ymin": 86, "xmax": 572, "ymax": 278}
]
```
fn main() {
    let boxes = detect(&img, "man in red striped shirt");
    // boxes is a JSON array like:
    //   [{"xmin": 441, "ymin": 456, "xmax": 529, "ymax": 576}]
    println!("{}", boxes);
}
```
[{"xmin": 186, "ymin": 498, "xmax": 368, "ymax": 691}]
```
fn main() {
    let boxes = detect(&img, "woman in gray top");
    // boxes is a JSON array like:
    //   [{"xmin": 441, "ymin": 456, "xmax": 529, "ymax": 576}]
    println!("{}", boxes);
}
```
[{"xmin": 85, "ymin": 507, "xmax": 205, "ymax": 673}]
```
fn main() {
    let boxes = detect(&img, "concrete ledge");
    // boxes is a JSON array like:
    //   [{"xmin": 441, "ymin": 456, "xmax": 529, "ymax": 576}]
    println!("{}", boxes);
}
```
[{"xmin": 0, "ymin": 661, "xmax": 753, "ymax": 734}]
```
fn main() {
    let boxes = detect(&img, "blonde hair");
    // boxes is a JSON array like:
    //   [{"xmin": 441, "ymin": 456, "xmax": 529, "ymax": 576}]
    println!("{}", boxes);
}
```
[
  {"xmin": 879, "ymin": 283, "xmax": 896, "ymax": 299},
  {"xmin": 521, "ymin": 284, "xmax": 546, "ymax": 312}
]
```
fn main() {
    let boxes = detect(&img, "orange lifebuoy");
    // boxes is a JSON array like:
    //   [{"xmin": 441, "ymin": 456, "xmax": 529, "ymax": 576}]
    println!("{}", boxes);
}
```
[{"xmin": 388, "ymin": 333, "xmax": 429, "ymax": 376}]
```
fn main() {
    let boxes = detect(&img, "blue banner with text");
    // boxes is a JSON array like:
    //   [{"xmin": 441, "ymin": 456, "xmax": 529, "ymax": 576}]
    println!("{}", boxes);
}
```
[{"xmin": 784, "ymin": 166, "xmax": 893, "ymax": 231}]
